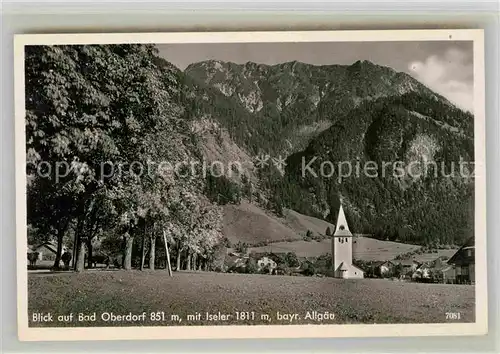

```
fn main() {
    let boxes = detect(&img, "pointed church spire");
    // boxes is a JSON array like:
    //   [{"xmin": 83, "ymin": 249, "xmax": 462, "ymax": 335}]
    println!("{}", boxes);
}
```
[{"xmin": 335, "ymin": 204, "xmax": 350, "ymax": 233}]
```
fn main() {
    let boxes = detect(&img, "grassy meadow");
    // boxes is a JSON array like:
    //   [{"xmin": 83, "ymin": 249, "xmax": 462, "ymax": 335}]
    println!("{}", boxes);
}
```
[{"xmin": 28, "ymin": 270, "xmax": 474, "ymax": 327}]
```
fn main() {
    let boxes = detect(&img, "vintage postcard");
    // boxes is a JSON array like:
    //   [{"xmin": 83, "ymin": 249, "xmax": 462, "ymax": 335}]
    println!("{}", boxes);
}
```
[{"xmin": 14, "ymin": 29, "xmax": 487, "ymax": 341}]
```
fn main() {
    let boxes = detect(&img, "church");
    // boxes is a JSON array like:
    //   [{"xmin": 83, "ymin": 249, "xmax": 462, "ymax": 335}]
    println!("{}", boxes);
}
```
[{"xmin": 331, "ymin": 205, "xmax": 364, "ymax": 279}]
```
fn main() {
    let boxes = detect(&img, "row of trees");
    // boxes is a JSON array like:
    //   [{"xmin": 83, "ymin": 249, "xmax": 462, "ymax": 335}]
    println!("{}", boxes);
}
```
[{"xmin": 26, "ymin": 44, "xmax": 225, "ymax": 272}]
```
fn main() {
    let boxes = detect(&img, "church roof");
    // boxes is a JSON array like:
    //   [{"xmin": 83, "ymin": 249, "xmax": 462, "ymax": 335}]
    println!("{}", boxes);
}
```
[
  {"xmin": 335, "ymin": 262, "xmax": 365, "ymax": 274},
  {"xmin": 336, "ymin": 262, "xmax": 349, "ymax": 271},
  {"xmin": 334, "ymin": 204, "xmax": 353, "ymax": 236}
]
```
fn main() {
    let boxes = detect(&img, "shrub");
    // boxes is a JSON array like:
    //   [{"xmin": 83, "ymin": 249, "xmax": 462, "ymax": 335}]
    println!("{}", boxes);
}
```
[
  {"xmin": 302, "ymin": 262, "xmax": 316, "ymax": 276},
  {"xmin": 245, "ymin": 258, "xmax": 259, "ymax": 274},
  {"xmin": 312, "ymin": 254, "xmax": 332, "ymax": 276},
  {"xmin": 253, "ymin": 240, "xmax": 269, "ymax": 248},
  {"xmin": 265, "ymin": 253, "xmax": 285, "ymax": 266},
  {"xmin": 285, "ymin": 252, "xmax": 300, "ymax": 268},
  {"xmin": 234, "ymin": 241, "xmax": 249, "ymax": 254}
]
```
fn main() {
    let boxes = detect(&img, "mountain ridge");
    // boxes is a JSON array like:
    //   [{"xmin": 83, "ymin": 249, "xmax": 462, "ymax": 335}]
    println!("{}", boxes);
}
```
[
  {"xmin": 177, "ymin": 56, "xmax": 475, "ymax": 247},
  {"xmin": 183, "ymin": 58, "xmax": 465, "ymax": 156}
]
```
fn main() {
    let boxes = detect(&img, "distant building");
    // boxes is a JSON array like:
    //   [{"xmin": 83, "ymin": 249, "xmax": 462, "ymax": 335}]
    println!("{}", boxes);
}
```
[
  {"xmin": 414, "ymin": 257, "xmax": 457, "ymax": 283},
  {"xmin": 257, "ymin": 256, "xmax": 277, "ymax": 274},
  {"xmin": 372, "ymin": 260, "xmax": 395, "ymax": 277},
  {"xmin": 28, "ymin": 241, "xmax": 67, "ymax": 262},
  {"xmin": 395, "ymin": 259, "xmax": 421, "ymax": 275},
  {"xmin": 224, "ymin": 254, "xmax": 246, "ymax": 273},
  {"xmin": 441, "ymin": 265, "xmax": 456, "ymax": 284},
  {"xmin": 447, "ymin": 237, "xmax": 475, "ymax": 284},
  {"xmin": 331, "ymin": 205, "xmax": 364, "ymax": 279}
]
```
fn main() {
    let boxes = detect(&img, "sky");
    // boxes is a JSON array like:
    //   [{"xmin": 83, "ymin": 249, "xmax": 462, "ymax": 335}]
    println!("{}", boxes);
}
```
[{"xmin": 157, "ymin": 41, "xmax": 474, "ymax": 113}]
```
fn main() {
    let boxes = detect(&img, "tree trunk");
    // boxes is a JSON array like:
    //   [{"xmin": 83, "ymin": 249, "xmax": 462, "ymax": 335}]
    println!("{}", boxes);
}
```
[
  {"xmin": 123, "ymin": 233, "xmax": 134, "ymax": 271},
  {"xmin": 192, "ymin": 253, "xmax": 198, "ymax": 271},
  {"xmin": 71, "ymin": 224, "xmax": 80, "ymax": 269},
  {"xmin": 176, "ymin": 248, "xmax": 181, "ymax": 271},
  {"xmin": 53, "ymin": 216, "xmax": 70, "ymax": 270},
  {"xmin": 86, "ymin": 238, "xmax": 93, "ymax": 269},
  {"xmin": 75, "ymin": 238, "xmax": 86, "ymax": 272},
  {"xmin": 73, "ymin": 198, "xmax": 95, "ymax": 271},
  {"xmin": 53, "ymin": 232, "xmax": 64, "ymax": 270},
  {"xmin": 198, "ymin": 257, "xmax": 203, "ymax": 271},
  {"xmin": 140, "ymin": 233, "xmax": 147, "ymax": 271},
  {"xmin": 149, "ymin": 235, "xmax": 156, "ymax": 271},
  {"xmin": 163, "ymin": 230, "xmax": 173, "ymax": 277},
  {"xmin": 73, "ymin": 234, "xmax": 81, "ymax": 271},
  {"xmin": 186, "ymin": 252, "xmax": 191, "ymax": 271}
]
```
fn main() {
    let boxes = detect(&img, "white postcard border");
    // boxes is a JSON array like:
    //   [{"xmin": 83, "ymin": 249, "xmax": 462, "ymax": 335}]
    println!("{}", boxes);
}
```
[{"xmin": 14, "ymin": 29, "xmax": 487, "ymax": 341}]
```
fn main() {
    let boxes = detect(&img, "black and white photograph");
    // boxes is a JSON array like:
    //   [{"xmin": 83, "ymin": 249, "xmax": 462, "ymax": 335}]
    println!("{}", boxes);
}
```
[{"xmin": 15, "ymin": 30, "xmax": 487, "ymax": 341}]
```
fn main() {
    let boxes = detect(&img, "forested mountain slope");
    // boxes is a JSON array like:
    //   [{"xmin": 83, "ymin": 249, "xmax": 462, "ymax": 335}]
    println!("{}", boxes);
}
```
[{"xmin": 184, "ymin": 59, "xmax": 475, "ymax": 247}]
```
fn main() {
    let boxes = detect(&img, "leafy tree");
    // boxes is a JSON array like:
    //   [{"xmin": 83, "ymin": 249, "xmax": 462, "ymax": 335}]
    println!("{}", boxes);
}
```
[
  {"xmin": 245, "ymin": 258, "xmax": 258, "ymax": 274},
  {"xmin": 25, "ymin": 44, "xmax": 225, "ymax": 272},
  {"xmin": 284, "ymin": 252, "xmax": 300, "ymax": 267},
  {"xmin": 302, "ymin": 261, "xmax": 316, "ymax": 276}
]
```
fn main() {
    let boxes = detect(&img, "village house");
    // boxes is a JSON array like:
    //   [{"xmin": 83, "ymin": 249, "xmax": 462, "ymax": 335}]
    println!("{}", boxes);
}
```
[
  {"xmin": 441, "ymin": 265, "xmax": 456, "ymax": 284},
  {"xmin": 27, "ymin": 241, "xmax": 67, "ymax": 262},
  {"xmin": 372, "ymin": 260, "xmax": 395, "ymax": 278},
  {"xmin": 430, "ymin": 257, "xmax": 455, "ymax": 283},
  {"xmin": 257, "ymin": 256, "xmax": 278, "ymax": 274},
  {"xmin": 413, "ymin": 257, "xmax": 457, "ymax": 283},
  {"xmin": 395, "ymin": 259, "xmax": 421, "ymax": 276},
  {"xmin": 224, "ymin": 253, "xmax": 247, "ymax": 272},
  {"xmin": 447, "ymin": 236, "xmax": 475, "ymax": 284}
]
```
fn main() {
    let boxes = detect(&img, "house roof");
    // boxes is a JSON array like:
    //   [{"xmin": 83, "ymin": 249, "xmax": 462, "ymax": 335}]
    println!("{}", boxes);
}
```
[
  {"xmin": 447, "ymin": 236, "xmax": 475, "ymax": 265},
  {"xmin": 335, "ymin": 262, "xmax": 365, "ymax": 273},
  {"xmin": 441, "ymin": 265, "xmax": 454, "ymax": 273},
  {"xmin": 29, "ymin": 241, "xmax": 62, "ymax": 254}
]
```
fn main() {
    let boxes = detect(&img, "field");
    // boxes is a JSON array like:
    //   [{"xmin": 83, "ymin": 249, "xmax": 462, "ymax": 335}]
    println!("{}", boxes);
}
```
[
  {"xmin": 28, "ymin": 271, "xmax": 474, "ymax": 327},
  {"xmin": 249, "ymin": 236, "xmax": 422, "ymax": 260},
  {"xmin": 222, "ymin": 203, "xmax": 448, "ymax": 262},
  {"xmin": 411, "ymin": 249, "xmax": 459, "ymax": 263}
]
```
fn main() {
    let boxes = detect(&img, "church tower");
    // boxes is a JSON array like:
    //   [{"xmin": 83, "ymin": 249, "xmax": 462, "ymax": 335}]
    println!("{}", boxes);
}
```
[{"xmin": 331, "ymin": 204, "xmax": 364, "ymax": 279}]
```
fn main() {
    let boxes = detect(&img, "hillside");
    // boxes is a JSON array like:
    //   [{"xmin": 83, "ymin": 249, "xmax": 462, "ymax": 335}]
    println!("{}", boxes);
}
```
[
  {"xmin": 249, "ymin": 236, "xmax": 422, "ymax": 260},
  {"xmin": 278, "ymin": 94, "xmax": 474, "ymax": 246},
  {"xmin": 223, "ymin": 202, "xmax": 301, "ymax": 245},
  {"xmin": 180, "ymin": 57, "xmax": 475, "ymax": 247},
  {"xmin": 222, "ymin": 201, "xmax": 424, "ymax": 261},
  {"xmin": 222, "ymin": 201, "xmax": 334, "ymax": 245}
]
